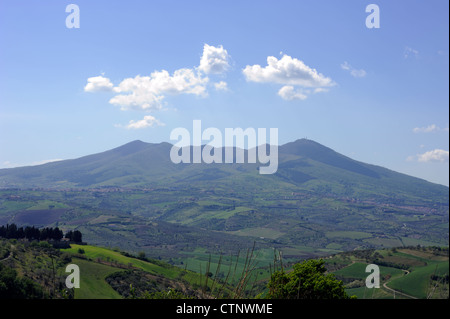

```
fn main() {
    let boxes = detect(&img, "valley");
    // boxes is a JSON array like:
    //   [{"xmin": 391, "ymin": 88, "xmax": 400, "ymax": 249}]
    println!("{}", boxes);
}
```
[
  {"xmin": 0, "ymin": 139, "xmax": 448, "ymax": 299},
  {"xmin": 0, "ymin": 180, "xmax": 447, "ymax": 272}
]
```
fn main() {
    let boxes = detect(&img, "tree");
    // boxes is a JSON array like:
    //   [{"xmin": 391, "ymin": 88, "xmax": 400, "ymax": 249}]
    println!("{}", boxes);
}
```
[
  {"xmin": 138, "ymin": 251, "xmax": 146, "ymax": 260},
  {"xmin": 52, "ymin": 227, "xmax": 63, "ymax": 241},
  {"xmin": 266, "ymin": 259, "xmax": 352, "ymax": 299},
  {"xmin": 6, "ymin": 224, "xmax": 18, "ymax": 239},
  {"xmin": 24, "ymin": 226, "xmax": 40, "ymax": 240},
  {"xmin": 0, "ymin": 263, "xmax": 46, "ymax": 299},
  {"xmin": 64, "ymin": 230, "xmax": 82, "ymax": 243},
  {"xmin": 64, "ymin": 230, "xmax": 73, "ymax": 241},
  {"xmin": 73, "ymin": 230, "xmax": 82, "ymax": 243}
]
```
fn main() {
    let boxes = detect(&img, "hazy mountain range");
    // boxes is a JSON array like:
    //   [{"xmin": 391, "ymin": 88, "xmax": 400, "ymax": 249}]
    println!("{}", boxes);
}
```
[{"xmin": 0, "ymin": 138, "xmax": 447, "ymax": 203}]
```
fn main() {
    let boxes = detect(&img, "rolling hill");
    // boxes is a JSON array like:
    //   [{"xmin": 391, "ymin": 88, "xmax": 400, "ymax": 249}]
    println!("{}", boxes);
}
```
[{"xmin": 0, "ymin": 139, "xmax": 448, "ymax": 269}]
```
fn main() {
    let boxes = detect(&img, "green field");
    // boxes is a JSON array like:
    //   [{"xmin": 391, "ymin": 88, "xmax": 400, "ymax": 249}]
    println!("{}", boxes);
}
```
[
  {"xmin": 175, "ymin": 246, "xmax": 277, "ymax": 286},
  {"xmin": 70, "ymin": 257, "xmax": 122, "ymax": 299},
  {"xmin": 63, "ymin": 244, "xmax": 191, "ymax": 280},
  {"xmin": 388, "ymin": 261, "xmax": 449, "ymax": 298},
  {"xmin": 325, "ymin": 231, "xmax": 372, "ymax": 240},
  {"xmin": 230, "ymin": 227, "xmax": 285, "ymax": 239},
  {"xmin": 328, "ymin": 247, "xmax": 449, "ymax": 299},
  {"xmin": 333, "ymin": 262, "xmax": 404, "ymax": 280}
]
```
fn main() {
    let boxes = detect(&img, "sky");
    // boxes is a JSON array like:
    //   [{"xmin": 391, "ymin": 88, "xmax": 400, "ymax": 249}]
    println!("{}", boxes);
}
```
[{"xmin": 0, "ymin": 0, "xmax": 449, "ymax": 186}]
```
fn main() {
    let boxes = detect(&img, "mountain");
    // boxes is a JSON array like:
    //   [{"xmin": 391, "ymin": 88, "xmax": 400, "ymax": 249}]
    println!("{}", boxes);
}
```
[
  {"xmin": 0, "ymin": 138, "xmax": 447, "ymax": 202},
  {"xmin": 0, "ymin": 140, "xmax": 176, "ymax": 188},
  {"xmin": 0, "ymin": 139, "xmax": 448, "ymax": 262}
]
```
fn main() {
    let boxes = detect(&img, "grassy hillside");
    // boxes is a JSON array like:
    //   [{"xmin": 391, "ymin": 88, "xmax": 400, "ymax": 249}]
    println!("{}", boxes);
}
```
[
  {"xmin": 325, "ymin": 246, "xmax": 449, "ymax": 299},
  {"xmin": 0, "ymin": 238, "xmax": 231, "ymax": 299},
  {"xmin": 2, "ymin": 237, "xmax": 448, "ymax": 299},
  {"xmin": 69, "ymin": 257, "xmax": 122, "ymax": 299},
  {"xmin": 60, "ymin": 244, "xmax": 231, "ymax": 299}
]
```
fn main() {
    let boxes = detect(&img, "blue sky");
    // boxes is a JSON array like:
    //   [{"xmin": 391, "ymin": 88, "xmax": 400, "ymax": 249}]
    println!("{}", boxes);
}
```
[{"xmin": 0, "ymin": 0, "xmax": 449, "ymax": 186}]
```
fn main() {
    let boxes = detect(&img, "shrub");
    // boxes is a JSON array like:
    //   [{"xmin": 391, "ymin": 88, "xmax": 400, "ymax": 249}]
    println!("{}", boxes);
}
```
[{"xmin": 266, "ymin": 259, "xmax": 353, "ymax": 299}]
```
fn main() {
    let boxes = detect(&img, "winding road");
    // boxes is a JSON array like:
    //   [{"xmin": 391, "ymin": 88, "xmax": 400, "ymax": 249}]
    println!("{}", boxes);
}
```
[{"xmin": 382, "ymin": 270, "xmax": 418, "ymax": 299}]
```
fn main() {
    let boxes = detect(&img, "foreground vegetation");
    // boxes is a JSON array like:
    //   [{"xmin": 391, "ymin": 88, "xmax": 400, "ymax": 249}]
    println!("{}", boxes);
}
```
[{"xmin": 1, "ymin": 237, "xmax": 447, "ymax": 299}]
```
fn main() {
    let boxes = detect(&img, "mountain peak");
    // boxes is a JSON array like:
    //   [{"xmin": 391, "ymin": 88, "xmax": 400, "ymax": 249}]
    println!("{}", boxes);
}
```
[
  {"xmin": 280, "ymin": 138, "xmax": 381, "ymax": 178},
  {"xmin": 110, "ymin": 140, "xmax": 150, "ymax": 156},
  {"xmin": 280, "ymin": 138, "xmax": 330, "ymax": 154},
  {"xmin": 127, "ymin": 139, "xmax": 147, "ymax": 146}
]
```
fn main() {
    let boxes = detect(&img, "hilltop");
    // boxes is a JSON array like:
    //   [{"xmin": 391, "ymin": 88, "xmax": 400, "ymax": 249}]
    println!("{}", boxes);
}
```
[{"xmin": 0, "ymin": 238, "xmax": 225, "ymax": 299}]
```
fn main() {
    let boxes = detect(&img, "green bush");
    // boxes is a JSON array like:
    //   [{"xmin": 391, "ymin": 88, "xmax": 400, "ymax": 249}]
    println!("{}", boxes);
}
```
[
  {"xmin": 0, "ymin": 263, "xmax": 46, "ymax": 299},
  {"xmin": 266, "ymin": 259, "xmax": 353, "ymax": 299}
]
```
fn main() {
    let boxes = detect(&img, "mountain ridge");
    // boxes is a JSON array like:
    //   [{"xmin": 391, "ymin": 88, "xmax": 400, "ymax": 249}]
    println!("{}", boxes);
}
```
[{"xmin": 0, "ymin": 138, "xmax": 447, "ymax": 204}]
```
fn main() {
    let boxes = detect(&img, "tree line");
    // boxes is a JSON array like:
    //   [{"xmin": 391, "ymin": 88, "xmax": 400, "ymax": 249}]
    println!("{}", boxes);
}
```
[{"xmin": 0, "ymin": 223, "xmax": 82, "ymax": 242}]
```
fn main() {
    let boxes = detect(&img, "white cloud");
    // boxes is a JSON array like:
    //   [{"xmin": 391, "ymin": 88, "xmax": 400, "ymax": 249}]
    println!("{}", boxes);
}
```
[
  {"xmin": 404, "ymin": 46, "xmax": 419, "ymax": 59},
  {"xmin": 85, "ymin": 44, "xmax": 232, "ymax": 112},
  {"xmin": 84, "ymin": 76, "xmax": 114, "ymax": 92},
  {"xmin": 413, "ymin": 124, "xmax": 447, "ymax": 133},
  {"xmin": 125, "ymin": 115, "xmax": 164, "ymax": 130},
  {"xmin": 109, "ymin": 90, "xmax": 164, "ymax": 111},
  {"xmin": 242, "ymin": 54, "xmax": 334, "ymax": 100},
  {"xmin": 417, "ymin": 149, "xmax": 449, "ymax": 163},
  {"xmin": 243, "ymin": 54, "xmax": 334, "ymax": 88},
  {"xmin": 110, "ymin": 69, "xmax": 208, "ymax": 111},
  {"xmin": 341, "ymin": 61, "xmax": 366, "ymax": 78},
  {"xmin": 278, "ymin": 85, "xmax": 307, "ymax": 100},
  {"xmin": 408, "ymin": 149, "xmax": 449, "ymax": 163},
  {"xmin": 198, "ymin": 44, "xmax": 230, "ymax": 75},
  {"xmin": 214, "ymin": 81, "xmax": 228, "ymax": 91},
  {"xmin": 413, "ymin": 124, "xmax": 437, "ymax": 133}
]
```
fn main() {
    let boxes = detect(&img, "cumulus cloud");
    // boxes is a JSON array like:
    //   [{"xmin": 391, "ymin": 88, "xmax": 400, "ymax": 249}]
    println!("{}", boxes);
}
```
[
  {"xmin": 243, "ymin": 54, "xmax": 333, "ymax": 100},
  {"xmin": 418, "ymin": 149, "xmax": 449, "ymax": 162},
  {"xmin": 243, "ymin": 55, "xmax": 333, "ymax": 87},
  {"xmin": 408, "ymin": 149, "xmax": 449, "ymax": 163},
  {"xmin": 341, "ymin": 61, "xmax": 366, "ymax": 78},
  {"xmin": 110, "ymin": 69, "xmax": 208, "ymax": 111},
  {"xmin": 125, "ymin": 115, "xmax": 164, "ymax": 130},
  {"xmin": 198, "ymin": 44, "xmax": 230, "ymax": 74},
  {"xmin": 85, "ymin": 44, "xmax": 232, "ymax": 113},
  {"xmin": 84, "ymin": 76, "xmax": 114, "ymax": 92},
  {"xmin": 278, "ymin": 85, "xmax": 307, "ymax": 100}
]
